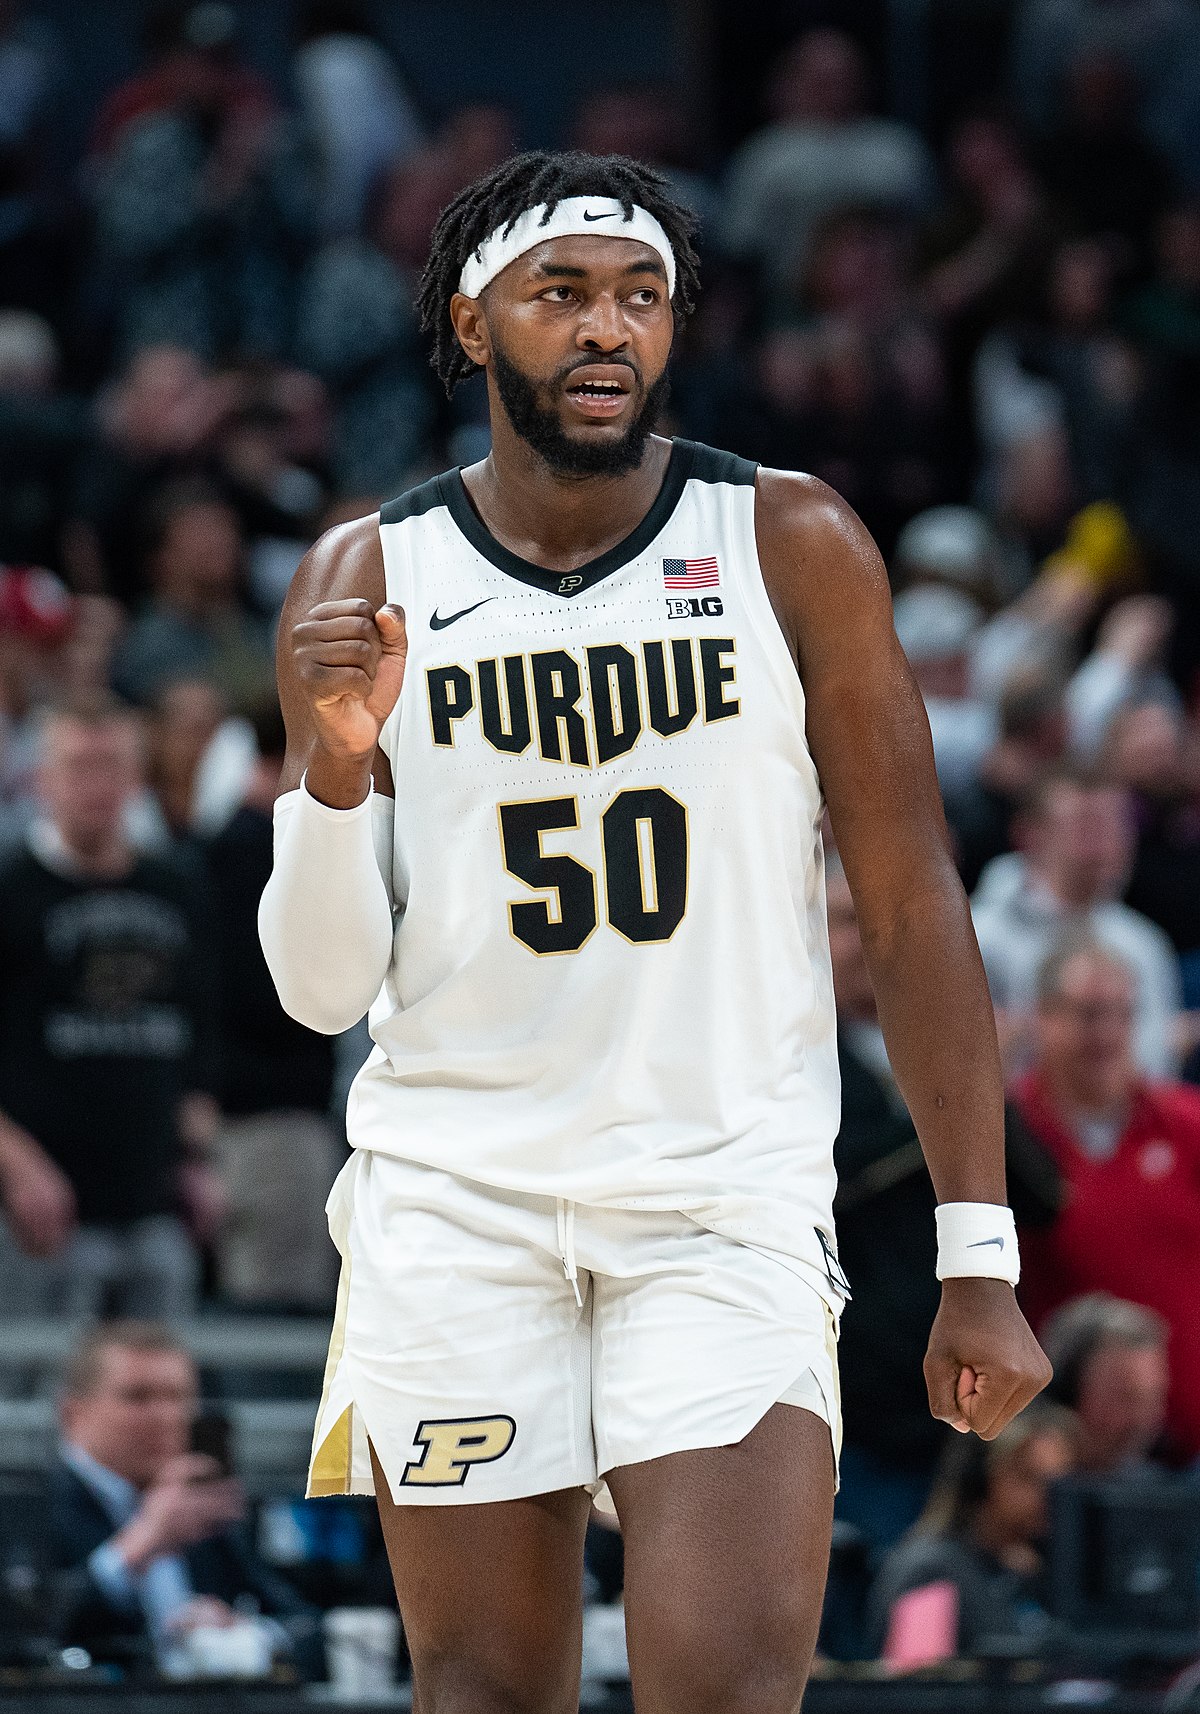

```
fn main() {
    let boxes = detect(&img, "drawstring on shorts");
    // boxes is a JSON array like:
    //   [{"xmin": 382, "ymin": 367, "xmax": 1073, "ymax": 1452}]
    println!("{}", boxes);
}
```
[{"xmin": 556, "ymin": 1198, "xmax": 582, "ymax": 1308}]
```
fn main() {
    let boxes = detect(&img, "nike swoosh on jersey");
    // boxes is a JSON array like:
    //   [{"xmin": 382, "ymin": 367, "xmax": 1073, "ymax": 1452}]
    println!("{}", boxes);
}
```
[
  {"xmin": 966, "ymin": 1236, "xmax": 1005, "ymax": 1249},
  {"xmin": 430, "ymin": 599, "xmax": 494, "ymax": 630}
]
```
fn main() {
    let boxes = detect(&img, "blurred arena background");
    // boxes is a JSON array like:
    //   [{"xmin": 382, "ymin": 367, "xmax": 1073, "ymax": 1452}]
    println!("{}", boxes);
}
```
[{"xmin": 1, "ymin": 0, "xmax": 1200, "ymax": 1704}]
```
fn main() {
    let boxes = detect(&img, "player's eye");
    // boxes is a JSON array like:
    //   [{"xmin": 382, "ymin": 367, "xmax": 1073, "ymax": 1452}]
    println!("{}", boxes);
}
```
[
  {"xmin": 540, "ymin": 286, "xmax": 576, "ymax": 302},
  {"xmin": 628, "ymin": 288, "xmax": 660, "ymax": 305}
]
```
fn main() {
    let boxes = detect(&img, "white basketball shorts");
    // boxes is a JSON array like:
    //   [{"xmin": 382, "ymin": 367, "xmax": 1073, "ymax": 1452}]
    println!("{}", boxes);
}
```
[{"xmin": 308, "ymin": 1149, "xmax": 842, "ymax": 1507}]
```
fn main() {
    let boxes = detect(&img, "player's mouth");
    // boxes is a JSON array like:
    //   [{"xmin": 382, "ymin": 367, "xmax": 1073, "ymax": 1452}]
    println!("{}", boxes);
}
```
[{"xmin": 563, "ymin": 364, "xmax": 635, "ymax": 420}]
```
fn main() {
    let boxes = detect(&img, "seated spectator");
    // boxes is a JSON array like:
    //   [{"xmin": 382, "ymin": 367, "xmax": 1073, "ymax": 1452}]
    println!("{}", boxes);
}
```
[
  {"xmin": 0, "ymin": 702, "xmax": 222, "ymax": 1318},
  {"xmin": 1040, "ymin": 1294, "xmax": 1169, "ymax": 1476},
  {"xmin": 203, "ymin": 703, "xmax": 340, "ymax": 1311},
  {"xmin": 721, "ymin": 28, "xmax": 934, "ymax": 303},
  {"xmin": 828, "ymin": 861, "xmax": 1061, "ymax": 1559},
  {"xmin": 1014, "ymin": 939, "xmax": 1200, "ymax": 1460},
  {"xmin": 65, "ymin": 345, "xmax": 239, "ymax": 604},
  {"xmin": 143, "ymin": 677, "xmax": 255, "ymax": 842},
  {"xmin": 111, "ymin": 479, "xmax": 274, "ymax": 712},
  {"xmin": 867, "ymin": 1404, "xmax": 1078, "ymax": 1665},
  {"xmin": 43, "ymin": 1320, "xmax": 315, "ymax": 1674},
  {"xmin": 971, "ymin": 767, "xmax": 1182, "ymax": 1075}
]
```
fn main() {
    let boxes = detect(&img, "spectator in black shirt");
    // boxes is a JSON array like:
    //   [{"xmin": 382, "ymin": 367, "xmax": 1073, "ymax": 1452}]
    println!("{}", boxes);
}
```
[
  {"xmin": 203, "ymin": 702, "xmax": 340, "ymax": 1310},
  {"xmin": 867, "ymin": 1403, "xmax": 1079, "ymax": 1664},
  {"xmin": 0, "ymin": 701, "xmax": 222, "ymax": 1317}
]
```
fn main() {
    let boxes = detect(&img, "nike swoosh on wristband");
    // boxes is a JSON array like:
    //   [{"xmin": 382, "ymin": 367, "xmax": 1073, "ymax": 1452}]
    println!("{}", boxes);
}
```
[
  {"xmin": 430, "ymin": 599, "xmax": 494, "ymax": 630},
  {"xmin": 966, "ymin": 1236, "xmax": 1005, "ymax": 1249}
]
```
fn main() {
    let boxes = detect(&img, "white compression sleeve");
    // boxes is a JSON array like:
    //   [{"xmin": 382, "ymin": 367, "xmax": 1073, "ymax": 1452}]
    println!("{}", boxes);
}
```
[{"xmin": 258, "ymin": 776, "xmax": 396, "ymax": 1035}]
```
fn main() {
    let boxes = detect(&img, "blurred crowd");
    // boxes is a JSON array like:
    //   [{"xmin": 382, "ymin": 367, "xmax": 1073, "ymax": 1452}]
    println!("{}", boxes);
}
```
[{"xmin": 2, "ymin": 0, "xmax": 1200, "ymax": 1680}]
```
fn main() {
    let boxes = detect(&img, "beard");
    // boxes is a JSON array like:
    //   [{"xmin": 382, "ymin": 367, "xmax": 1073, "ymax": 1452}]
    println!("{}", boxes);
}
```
[{"xmin": 491, "ymin": 342, "xmax": 669, "ymax": 478}]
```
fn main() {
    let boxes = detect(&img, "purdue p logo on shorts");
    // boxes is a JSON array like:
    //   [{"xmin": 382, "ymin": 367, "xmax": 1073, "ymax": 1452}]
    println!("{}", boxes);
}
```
[{"xmin": 401, "ymin": 1415, "xmax": 517, "ymax": 1486}]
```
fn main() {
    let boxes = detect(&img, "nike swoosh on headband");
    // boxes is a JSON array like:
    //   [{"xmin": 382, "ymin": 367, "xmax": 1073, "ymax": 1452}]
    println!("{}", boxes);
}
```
[
  {"xmin": 430, "ymin": 598, "xmax": 494, "ymax": 631},
  {"xmin": 966, "ymin": 1236, "xmax": 1005, "ymax": 1249},
  {"xmin": 458, "ymin": 197, "xmax": 676, "ymax": 300}
]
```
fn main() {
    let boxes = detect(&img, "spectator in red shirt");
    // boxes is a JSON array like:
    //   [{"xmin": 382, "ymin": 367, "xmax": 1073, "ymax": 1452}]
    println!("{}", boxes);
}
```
[{"xmin": 1014, "ymin": 936, "xmax": 1200, "ymax": 1459}]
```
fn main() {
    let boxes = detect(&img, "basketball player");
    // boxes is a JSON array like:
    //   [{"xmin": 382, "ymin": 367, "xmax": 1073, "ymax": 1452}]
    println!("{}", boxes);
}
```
[{"xmin": 260, "ymin": 153, "xmax": 1050, "ymax": 1714}]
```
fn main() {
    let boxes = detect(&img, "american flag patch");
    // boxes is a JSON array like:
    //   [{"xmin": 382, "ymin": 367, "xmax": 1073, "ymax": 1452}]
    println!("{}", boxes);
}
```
[{"xmin": 663, "ymin": 556, "xmax": 720, "ymax": 590}]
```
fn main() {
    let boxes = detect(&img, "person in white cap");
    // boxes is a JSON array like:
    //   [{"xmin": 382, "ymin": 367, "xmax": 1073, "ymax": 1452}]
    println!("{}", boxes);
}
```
[{"xmin": 259, "ymin": 150, "xmax": 1049, "ymax": 1714}]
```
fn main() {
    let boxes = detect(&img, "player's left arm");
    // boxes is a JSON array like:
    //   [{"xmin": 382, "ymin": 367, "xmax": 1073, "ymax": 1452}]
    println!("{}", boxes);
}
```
[{"xmin": 756, "ymin": 469, "xmax": 1052, "ymax": 1440}]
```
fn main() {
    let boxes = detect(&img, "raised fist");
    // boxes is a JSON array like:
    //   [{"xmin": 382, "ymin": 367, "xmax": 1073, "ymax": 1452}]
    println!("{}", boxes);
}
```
[{"xmin": 291, "ymin": 599, "xmax": 407, "ymax": 762}]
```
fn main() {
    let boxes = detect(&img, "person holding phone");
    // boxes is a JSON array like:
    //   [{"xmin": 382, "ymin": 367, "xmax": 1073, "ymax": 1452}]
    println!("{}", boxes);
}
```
[{"xmin": 40, "ymin": 1320, "xmax": 315, "ymax": 1672}]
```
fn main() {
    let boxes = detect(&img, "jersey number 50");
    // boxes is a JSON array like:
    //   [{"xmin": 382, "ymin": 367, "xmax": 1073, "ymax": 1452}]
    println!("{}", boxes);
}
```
[{"xmin": 498, "ymin": 789, "xmax": 688, "ymax": 955}]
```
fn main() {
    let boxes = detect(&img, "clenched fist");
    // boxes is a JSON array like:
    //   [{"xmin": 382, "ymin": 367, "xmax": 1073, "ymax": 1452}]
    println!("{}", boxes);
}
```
[
  {"xmin": 924, "ymin": 1277, "xmax": 1053, "ymax": 1440},
  {"xmin": 291, "ymin": 599, "xmax": 407, "ymax": 763}
]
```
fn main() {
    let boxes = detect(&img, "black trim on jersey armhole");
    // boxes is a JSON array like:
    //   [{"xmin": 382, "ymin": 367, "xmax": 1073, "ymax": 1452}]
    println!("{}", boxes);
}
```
[
  {"xmin": 675, "ymin": 439, "xmax": 758, "ymax": 487},
  {"xmin": 439, "ymin": 439, "xmax": 696, "ymax": 597},
  {"xmin": 379, "ymin": 473, "xmax": 451, "ymax": 528}
]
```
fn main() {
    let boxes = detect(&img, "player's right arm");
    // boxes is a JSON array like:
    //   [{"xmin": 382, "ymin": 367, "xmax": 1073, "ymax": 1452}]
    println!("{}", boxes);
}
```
[{"xmin": 259, "ymin": 516, "xmax": 407, "ymax": 1035}]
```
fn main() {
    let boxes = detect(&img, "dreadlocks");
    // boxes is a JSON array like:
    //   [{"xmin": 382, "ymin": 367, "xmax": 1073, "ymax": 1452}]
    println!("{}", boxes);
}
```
[{"xmin": 416, "ymin": 150, "xmax": 702, "ymax": 396}]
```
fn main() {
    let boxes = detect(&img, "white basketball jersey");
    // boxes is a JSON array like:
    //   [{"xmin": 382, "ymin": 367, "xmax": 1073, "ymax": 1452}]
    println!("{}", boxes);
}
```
[{"xmin": 350, "ymin": 438, "xmax": 845, "ymax": 1300}]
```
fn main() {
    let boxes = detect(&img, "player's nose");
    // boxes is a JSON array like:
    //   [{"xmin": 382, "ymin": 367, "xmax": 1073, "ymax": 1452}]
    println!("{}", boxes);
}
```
[{"xmin": 576, "ymin": 292, "xmax": 629, "ymax": 352}]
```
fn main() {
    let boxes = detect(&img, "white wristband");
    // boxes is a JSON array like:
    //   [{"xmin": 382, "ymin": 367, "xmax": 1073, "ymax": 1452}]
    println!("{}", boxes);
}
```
[{"xmin": 935, "ymin": 1203, "xmax": 1020, "ymax": 1284}]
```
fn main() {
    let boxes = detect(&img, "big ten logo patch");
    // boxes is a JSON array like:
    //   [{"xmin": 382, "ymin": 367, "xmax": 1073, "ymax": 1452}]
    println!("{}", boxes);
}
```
[
  {"xmin": 401, "ymin": 1415, "xmax": 517, "ymax": 1486},
  {"xmin": 667, "ymin": 595, "xmax": 723, "ymax": 619}
]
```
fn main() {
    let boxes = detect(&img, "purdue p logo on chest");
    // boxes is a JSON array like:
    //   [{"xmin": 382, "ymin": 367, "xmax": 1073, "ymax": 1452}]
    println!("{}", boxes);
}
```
[{"xmin": 401, "ymin": 1415, "xmax": 517, "ymax": 1486}]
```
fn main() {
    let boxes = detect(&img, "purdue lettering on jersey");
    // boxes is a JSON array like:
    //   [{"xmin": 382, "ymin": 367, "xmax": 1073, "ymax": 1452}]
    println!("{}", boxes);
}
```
[
  {"xmin": 355, "ymin": 439, "xmax": 844, "ymax": 1308},
  {"xmin": 425, "ymin": 637, "xmax": 740, "ymax": 764}
]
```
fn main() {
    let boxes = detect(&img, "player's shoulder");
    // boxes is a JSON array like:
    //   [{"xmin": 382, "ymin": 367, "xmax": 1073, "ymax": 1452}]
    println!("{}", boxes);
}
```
[
  {"xmin": 669, "ymin": 438, "xmax": 844, "ymax": 534},
  {"xmin": 670, "ymin": 436, "xmax": 758, "ymax": 490},
  {"xmin": 753, "ymin": 464, "xmax": 871, "ymax": 552},
  {"xmin": 751, "ymin": 464, "xmax": 890, "ymax": 625},
  {"xmin": 379, "ymin": 468, "xmax": 454, "ymax": 528}
]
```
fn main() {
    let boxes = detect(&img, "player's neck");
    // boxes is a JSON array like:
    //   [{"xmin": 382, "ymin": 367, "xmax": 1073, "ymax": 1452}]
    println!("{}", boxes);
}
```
[{"xmin": 462, "ymin": 427, "xmax": 673, "ymax": 574}]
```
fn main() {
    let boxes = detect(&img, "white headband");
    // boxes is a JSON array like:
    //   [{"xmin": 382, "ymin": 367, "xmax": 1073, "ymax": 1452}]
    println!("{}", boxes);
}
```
[{"xmin": 458, "ymin": 195, "xmax": 676, "ymax": 300}]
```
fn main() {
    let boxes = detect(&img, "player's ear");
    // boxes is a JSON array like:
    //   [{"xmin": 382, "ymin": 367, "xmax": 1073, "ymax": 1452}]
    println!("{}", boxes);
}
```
[{"xmin": 449, "ymin": 292, "xmax": 491, "ymax": 369}]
